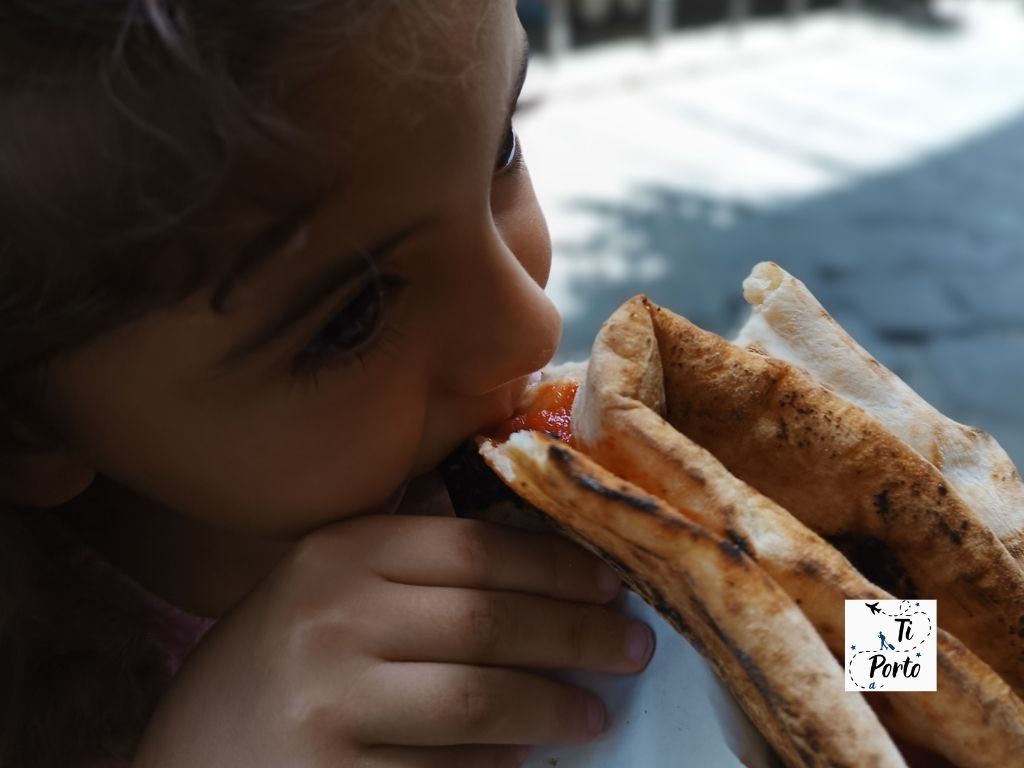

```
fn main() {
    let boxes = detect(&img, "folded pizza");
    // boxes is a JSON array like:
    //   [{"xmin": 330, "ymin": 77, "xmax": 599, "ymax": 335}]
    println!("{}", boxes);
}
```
[
  {"xmin": 470, "ymin": 263, "xmax": 1024, "ymax": 768},
  {"xmin": 570, "ymin": 292, "xmax": 1024, "ymax": 767},
  {"xmin": 623, "ymin": 294, "xmax": 1024, "ymax": 696}
]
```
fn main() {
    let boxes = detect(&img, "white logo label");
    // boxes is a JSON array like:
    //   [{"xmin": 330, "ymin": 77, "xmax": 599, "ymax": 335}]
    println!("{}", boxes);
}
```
[{"xmin": 844, "ymin": 600, "xmax": 937, "ymax": 692}]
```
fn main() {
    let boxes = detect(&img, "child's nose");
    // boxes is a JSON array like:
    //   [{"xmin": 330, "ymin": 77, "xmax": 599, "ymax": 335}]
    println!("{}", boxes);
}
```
[{"xmin": 439, "ymin": 240, "xmax": 562, "ymax": 398}]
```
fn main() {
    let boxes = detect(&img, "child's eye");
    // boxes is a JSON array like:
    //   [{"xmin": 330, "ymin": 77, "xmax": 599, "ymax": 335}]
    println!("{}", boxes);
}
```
[
  {"xmin": 293, "ymin": 273, "xmax": 404, "ymax": 379},
  {"xmin": 495, "ymin": 125, "xmax": 520, "ymax": 173}
]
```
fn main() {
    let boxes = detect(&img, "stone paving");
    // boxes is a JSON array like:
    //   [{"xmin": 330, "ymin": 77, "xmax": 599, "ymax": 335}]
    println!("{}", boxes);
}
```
[{"xmin": 517, "ymin": 0, "xmax": 1024, "ymax": 466}]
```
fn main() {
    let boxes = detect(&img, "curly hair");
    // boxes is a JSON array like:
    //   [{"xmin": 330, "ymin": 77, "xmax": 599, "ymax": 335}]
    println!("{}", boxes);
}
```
[{"xmin": 0, "ymin": 1, "xmax": 399, "ymax": 764}]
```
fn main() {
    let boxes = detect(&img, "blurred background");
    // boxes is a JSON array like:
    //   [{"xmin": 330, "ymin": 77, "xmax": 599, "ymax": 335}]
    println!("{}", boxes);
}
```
[{"xmin": 515, "ymin": 0, "xmax": 1024, "ymax": 467}]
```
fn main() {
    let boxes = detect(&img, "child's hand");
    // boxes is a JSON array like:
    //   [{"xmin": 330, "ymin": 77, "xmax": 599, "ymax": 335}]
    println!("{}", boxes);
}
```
[{"xmin": 133, "ymin": 515, "xmax": 653, "ymax": 767}]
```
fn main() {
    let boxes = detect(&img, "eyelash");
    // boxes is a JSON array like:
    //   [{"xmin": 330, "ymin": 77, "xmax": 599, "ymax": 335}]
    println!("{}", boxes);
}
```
[
  {"xmin": 292, "ymin": 274, "xmax": 406, "ymax": 387},
  {"xmin": 291, "ymin": 123, "xmax": 522, "ymax": 386},
  {"xmin": 496, "ymin": 124, "xmax": 521, "ymax": 174}
]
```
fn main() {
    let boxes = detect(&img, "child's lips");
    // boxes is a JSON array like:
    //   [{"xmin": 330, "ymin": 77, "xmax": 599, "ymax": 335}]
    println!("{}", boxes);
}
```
[
  {"xmin": 490, "ymin": 371, "xmax": 538, "ymax": 425},
  {"xmin": 456, "ymin": 374, "xmax": 535, "ymax": 444},
  {"xmin": 506, "ymin": 372, "xmax": 534, "ymax": 410},
  {"xmin": 408, "ymin": 372, "xmax": 542, "ymax": 481}
]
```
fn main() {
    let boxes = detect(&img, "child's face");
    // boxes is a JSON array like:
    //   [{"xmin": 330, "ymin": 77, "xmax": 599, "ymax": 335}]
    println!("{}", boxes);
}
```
[{"xmin": 40, "ymin": 1, "xmax": 559, "ymax": 536}]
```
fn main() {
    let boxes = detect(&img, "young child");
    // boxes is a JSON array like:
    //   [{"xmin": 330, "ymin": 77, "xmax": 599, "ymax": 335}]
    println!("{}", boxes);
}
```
[{"xmin": 0, "ymin": 2, "xmax": 654, "ymax": 766}]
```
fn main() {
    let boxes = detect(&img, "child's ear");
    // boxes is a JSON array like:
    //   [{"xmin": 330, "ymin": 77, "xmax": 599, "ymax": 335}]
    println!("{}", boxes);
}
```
[{"xmin": 3, "ymin": 447, "xmax": 96, "ymax": 508}]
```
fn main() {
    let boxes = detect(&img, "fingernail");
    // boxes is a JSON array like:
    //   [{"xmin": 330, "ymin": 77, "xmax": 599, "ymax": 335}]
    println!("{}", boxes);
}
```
[
  {"xmin": 514, "ymin": 745, "xmax": 532, "ymax": 765},
  {"xmin": 595, "ymin": 564, "xmax": 620, "ymax": 598},
  {"xmin": 625, "ymin": 622, "xmax": 653, "ymax": 664},
  {"xmin": 586, "ymin": 697, "xmax": 607, "ymax": 735}
]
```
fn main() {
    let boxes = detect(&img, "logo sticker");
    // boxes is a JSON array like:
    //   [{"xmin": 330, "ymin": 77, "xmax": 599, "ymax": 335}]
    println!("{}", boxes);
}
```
[{"xmin": 845, "ymin": 600, "xmax": 936, "ymax": 692}]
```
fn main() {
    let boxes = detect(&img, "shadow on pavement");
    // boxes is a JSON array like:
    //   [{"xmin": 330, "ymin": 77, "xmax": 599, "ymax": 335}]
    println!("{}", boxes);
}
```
[{"xmin": 553, "ymin": 106, "xmax": 1024, "ymax": 465}]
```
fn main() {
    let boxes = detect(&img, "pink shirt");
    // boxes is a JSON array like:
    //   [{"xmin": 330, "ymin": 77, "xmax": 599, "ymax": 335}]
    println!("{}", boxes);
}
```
[
  {"xmin": 42, "ymin": 517, "xmax": 215, "ymax": 767},
  {"xmin": 70, "ymin": 535, "xmax": 216, "ymax": 679}
]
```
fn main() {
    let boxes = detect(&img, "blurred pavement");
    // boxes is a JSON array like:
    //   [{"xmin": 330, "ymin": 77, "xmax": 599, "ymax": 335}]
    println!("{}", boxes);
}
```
[{"xmin": 518, "ymin": 0, "xmax": 1024, "ymax": 466}]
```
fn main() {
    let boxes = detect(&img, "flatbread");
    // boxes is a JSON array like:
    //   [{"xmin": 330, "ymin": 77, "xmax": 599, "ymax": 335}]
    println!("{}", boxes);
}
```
[
  {"xmin": 572, "ymin": 296, "xmax": 1024, "ymax": 767},
  {"xmin": 625, "ymin": 295, "xmax": 1024, "ymax": 696},
  {"xmin": 481, "ymin": 430, "xmax": 907, "ymax": 768},
  {"xmin": 735, "ymin": 261, "xmax": 1024, "ymax": 569}
]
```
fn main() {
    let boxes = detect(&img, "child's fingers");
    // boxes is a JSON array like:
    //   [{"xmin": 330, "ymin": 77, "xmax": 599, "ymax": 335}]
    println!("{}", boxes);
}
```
[
  {"xmin": 371, "ymin": 586, "xmax": 653, "ymax": 674},
  {"xmin": 362, "ymin": 516, "xmax": 620, "ymax": 604},
  {"xmin": 360, "ymin": 743, "xmax": 528, "ymax": 768},
  {"xmin": 354, "ymin": 662, "xmax": 606, "ymax": 747}
]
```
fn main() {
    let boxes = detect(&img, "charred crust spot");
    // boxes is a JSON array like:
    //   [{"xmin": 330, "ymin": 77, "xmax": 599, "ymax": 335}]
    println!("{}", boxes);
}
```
[
  {"xmin": 797, "ymin": 559, "xmax": 821, "ymax": 579},
  {"xmin": 1018, "ymin": 615, "xmax": 1024, "ymax": 625},
  {"xmin": 798, "ymin": 727, "xmax": 822, "ymax": 756},
  {"xmin": 937, "ymin": 483, "xmax": 948, "ymax": 497},
  {"xmin": 873, "ymin": 490, "xmax": 891, "ymax": 520},
  {"xmin": 960, "ymin": 568, "xmax": 984, "ymax": 585},
  {"xmin": 590, "ymin": 546, "xmax": 638, "ymax": 587},
  {"xmin": 717, "ymin": 538, "xmax": 747, "ymax": 563},
  {"xmin": 936, "ymin": 517, "xmax": 963, "ymax": 546},
  {"xmin": 692, "ymin": 600, "xmax": 780, "ymax": 709},
  {"xmin": 630, "ymin": 539, "xmax": 668, "ymax": 563},
  {"xmin": 584, "ymin": 547, "xmax": 705, "ymax": 646},
  {"xmin": 725, "ymin": 528, "xmax": 755, "ymax": 559},
  {"xmin": 686, "ymin": 469, "xmax": 707, "ymax": 487},
  {"xmin": 643, "ymin": 582, "xmax": 688, "ymax": 636},
  {"xmin": 777, "ymin": 390, "xmax": 796, "ymax": 409},
  {"xmin": 732, "ymin": 646, "xmax": 776, "ymax": 709},
  {"xmin": 548, "ymin": 446, "xmax": 660, "ymax": 513},
  {"xmin": 1018, "ymin": 628, "xmax": 1024, "ymax": 639},
  {"xmin": 827, "ymin": 533, "xmax": 918, "ymax": 598},
  {"xmin": 777, "ymin": 418, "xmax": 789, "ymax": 442}
]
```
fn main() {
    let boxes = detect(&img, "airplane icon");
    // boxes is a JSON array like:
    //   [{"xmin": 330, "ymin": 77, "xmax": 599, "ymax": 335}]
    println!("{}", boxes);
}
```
[{"xmin": 866, "ymin": 602, "xmax": 883, "ymax": 615}]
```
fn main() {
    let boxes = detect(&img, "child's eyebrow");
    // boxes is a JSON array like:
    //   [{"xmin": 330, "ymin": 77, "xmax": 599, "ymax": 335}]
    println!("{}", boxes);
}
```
[
  {"xmin": 208, "ymin": 210, "xmax": 315, "ymax": 319},
  {"xmin": 211, "ymin": 217, "xmax": 434, "ymax": 373}
]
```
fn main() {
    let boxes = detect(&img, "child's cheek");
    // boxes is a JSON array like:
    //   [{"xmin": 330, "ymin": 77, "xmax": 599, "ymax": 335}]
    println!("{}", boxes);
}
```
[{"xmin": 266, "ymin": 362, "xmax": 428, "ymax": 527}]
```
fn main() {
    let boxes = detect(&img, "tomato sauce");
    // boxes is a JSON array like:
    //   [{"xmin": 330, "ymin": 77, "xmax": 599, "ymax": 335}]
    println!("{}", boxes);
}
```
[{"xmin": 491, "ymin": 381, "xmax": 579, "ymax": 445}]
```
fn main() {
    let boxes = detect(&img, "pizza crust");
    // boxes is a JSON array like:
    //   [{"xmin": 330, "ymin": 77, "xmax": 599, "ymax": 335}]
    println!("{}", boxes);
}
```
[
  {"xmin": 735, "ymin": 261, "xmax": 1024, "ymax": 569},
  {"xmin": 573, "ymin": 295, "xmax": 1024, "ymax": 767},
  {"xmin": 472, "ymin": 266, "xmax": 1024, "ymax": 767}
]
